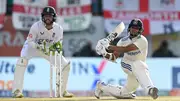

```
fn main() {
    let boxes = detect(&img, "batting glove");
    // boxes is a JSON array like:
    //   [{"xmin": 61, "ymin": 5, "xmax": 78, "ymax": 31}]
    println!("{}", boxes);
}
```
[
  {"xmin": 96, "ymin": 40, "xmax": 108, "ymax": 56},
  {"xmin": 99, "ymin": 38, "xmax": 110, "ymax": 49}
]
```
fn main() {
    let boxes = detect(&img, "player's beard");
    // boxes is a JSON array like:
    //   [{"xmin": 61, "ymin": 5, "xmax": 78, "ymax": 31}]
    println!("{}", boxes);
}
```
[
  {"xmin": 129, "ymin": 29, "xmax": 139, "ymax": 39},
  {"xmin": 45, "ymin": 19, "xmax": 53, "ymax": 26}
]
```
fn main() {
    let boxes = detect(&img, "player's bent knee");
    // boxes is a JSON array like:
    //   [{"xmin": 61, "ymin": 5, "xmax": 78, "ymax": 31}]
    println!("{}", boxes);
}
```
[{"xmin": 16, "ymin": 57, "xmax": 28, "ymax": 67}]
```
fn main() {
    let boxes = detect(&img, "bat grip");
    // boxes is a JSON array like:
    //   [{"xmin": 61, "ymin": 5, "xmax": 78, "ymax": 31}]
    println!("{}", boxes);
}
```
[{"xmin": 106, "ymin": 32, "xmax": 118, "ymax": 42}]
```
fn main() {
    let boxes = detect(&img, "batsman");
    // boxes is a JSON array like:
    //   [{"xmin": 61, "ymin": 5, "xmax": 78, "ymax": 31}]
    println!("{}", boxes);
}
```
[
  {"xmin": 12, "ymin": 6, "xmax": 73, "ymax": 98},
  {"xmin": 95, "ymin": 19, "xmax": 158, "ymax": 99}
]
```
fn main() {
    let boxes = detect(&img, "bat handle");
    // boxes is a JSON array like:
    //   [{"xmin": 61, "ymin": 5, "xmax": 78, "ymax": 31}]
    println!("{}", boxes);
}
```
[{"xmin": 106, "ymin": 32, "xmax": 118, "ymax": 42}]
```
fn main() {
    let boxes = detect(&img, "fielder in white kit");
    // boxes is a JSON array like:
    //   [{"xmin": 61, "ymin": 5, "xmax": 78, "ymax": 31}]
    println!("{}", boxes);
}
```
[
  {"xmin": 95, "ymin": 19, "xmax": 158, "ymax": 99},
  {"xmin": 12, "ymin": 6, "xmax": 73, "ymax": 98}
]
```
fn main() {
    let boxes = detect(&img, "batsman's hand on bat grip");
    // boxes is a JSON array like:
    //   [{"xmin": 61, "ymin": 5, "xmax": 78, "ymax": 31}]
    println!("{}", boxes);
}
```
[
  {"xmin": 96, "ymin": 40, "xmax": 108, "ymax": 56},
  {"xmin": 96, "ymin": 41, "xmax": 103, "ymax": 55},
  {"xmin": 99, "ymin": 38, "xmax": 110, "ymax": 49}
]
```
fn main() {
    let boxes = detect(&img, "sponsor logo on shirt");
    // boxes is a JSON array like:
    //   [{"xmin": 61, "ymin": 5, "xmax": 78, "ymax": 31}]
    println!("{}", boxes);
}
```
[{"xmin": 127, "ymin": 50, "xmax": 141, "ymax": 55}]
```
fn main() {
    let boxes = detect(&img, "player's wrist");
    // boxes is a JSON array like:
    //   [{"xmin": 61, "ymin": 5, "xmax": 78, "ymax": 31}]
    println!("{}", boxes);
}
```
[
  {"xmin": 103, "ymin": 52, "xmax": 116, "ymax": 62},
  {"xmin": 102, "ymin": 51, "xmax": 108, "ymax": 57}
]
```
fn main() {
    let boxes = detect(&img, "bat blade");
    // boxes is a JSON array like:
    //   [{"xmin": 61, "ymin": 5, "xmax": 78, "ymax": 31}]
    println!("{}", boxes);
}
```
[
  {"xmin": 107, "ymin": 22, "xmax": 125, "ymax": 41},
  {"xmin": 112, "ymin": 22, "xmax": 125, "ymax": 35}
]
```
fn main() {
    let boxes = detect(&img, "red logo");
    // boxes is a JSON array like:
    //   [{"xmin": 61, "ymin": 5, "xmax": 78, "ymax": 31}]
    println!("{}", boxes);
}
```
[
  {"xmin": 28, "ymin": 34, "xmax": 33, "ymax": 38},
  {"xmin": 115, "ymin": 0, "xmax": 124, "ymax": 9}
]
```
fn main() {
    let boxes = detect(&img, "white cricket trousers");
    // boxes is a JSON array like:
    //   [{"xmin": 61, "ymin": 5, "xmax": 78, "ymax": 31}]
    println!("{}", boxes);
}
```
[
  {"xmin": 100, "ymin": 58, "xmax": 155, "ymax": 97},
  {"xmin": 12, "ymin": 43, "xmax": 69, "ymax": 93}
]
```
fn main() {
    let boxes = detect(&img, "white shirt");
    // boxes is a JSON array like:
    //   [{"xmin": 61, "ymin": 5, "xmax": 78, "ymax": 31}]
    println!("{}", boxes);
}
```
[
  {"xmin": 117, "ymin": 35, "xmax": 148, "ymax": 62},
  {"xmin": 24, "ymin": 21, "xmax": 63, "ymax": 49}
]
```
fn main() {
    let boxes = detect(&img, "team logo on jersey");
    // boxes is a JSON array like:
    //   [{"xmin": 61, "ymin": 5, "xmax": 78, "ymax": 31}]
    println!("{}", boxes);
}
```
[
  {"xmin": 37, "ymin": 39, "xmax": 53, "ymax": 44},
  {"xmin": 52, "ymin": 33, "xmax": 55, "ymax": 37},
  {"xmin": 28, "ymin": 34, "xmax": 33, "ymax": 38},
  {"xmin": 127, "ymin": 50, "xmax": 141, "ymax": 55},
  {"xmin": 40, "ymin": 32, "xmax": 44, "ymax": 35}
]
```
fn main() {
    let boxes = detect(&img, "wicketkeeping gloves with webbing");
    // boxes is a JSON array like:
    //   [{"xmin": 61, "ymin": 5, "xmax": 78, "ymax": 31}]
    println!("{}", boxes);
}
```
[
  {"xmin": 49, "ymin": 41, "xmax": 62, "ymax": 55},
  {"xmin": 36, "ymin": 41, "xmax": 62, "ymax": 56}
]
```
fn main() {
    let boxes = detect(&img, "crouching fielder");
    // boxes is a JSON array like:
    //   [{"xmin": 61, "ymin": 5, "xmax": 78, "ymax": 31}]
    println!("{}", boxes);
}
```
[
  {"xmin": 12, "ymin": 6, "xmax": 73, "ymax": 98},
  {"xmin": 95, "ymin": 19, "xmax": 158, "ymax": 99}
]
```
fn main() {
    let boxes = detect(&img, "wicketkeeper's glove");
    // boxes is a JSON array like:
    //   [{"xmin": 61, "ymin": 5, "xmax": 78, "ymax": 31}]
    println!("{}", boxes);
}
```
[
  {"xmin": 36, "ymin": 40, "xmax": 47, "ymax": 54},
  {"xmin": 49, "ymin": 41, "xmax": 62, "ymax": 54}
]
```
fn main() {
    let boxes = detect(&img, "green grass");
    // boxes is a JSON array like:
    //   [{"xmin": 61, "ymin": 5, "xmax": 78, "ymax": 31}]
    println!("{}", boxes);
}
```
[{"xmin": 1, "ymin": 96, "xmax": 180, "ymax": 101}]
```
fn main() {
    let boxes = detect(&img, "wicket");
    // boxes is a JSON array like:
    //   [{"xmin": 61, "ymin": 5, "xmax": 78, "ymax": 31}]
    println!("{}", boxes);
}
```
[{"xmin": 49, "ymin": 51, "xmax": 63, "ymax": 98}]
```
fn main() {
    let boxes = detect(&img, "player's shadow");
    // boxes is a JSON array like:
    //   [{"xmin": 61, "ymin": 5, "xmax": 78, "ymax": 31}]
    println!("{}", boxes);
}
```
[{"xmin": 94, "ymin": 97, "xmax": 150, "ymax": 101}]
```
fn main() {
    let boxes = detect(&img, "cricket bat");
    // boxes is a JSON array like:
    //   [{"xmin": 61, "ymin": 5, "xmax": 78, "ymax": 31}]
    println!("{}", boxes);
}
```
[{"xmin": 106, "ymin": 22, "xmax": 125, "ymax": 41}]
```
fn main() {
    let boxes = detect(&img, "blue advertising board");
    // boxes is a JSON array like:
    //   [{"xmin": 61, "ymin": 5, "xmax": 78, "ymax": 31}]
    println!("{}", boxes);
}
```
[{"xmin": 0, "ymin": 57, "xmax": 180, "ymax": 91}]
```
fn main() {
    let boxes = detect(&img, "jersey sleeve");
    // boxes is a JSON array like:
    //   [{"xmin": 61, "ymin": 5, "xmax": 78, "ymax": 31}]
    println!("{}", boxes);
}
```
[
  {"xmin": 27, "ymin": 22, "xmax": 38, "ymax": 48},
  {"xmin": 133, "ymin": 37, "xmax": 148, "ymax": 52},
  {"xmin": 55, "ymin": 25, "xmax": 63, "ymax": 43},
  {"xmin": 117, "ymin": 36, "xmax": 131, "ymax": 47}
]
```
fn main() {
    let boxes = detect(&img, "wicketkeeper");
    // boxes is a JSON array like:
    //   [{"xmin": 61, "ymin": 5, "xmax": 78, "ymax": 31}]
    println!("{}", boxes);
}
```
[{"xmin": 12, "ymin": 6, "xmax": 73, "ymax": 98}]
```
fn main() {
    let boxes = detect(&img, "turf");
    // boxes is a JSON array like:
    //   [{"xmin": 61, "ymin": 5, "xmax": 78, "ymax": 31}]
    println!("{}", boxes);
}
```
[{"xmin": 1, "ymin": 96, "xmax": 180, "ymax": 101}]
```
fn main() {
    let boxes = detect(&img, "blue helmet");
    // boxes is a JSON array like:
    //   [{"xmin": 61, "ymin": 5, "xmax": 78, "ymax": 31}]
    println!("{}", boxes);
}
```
[{"xmin": 128, "ymin": 19, "xmax": 144, "ymax": 36}]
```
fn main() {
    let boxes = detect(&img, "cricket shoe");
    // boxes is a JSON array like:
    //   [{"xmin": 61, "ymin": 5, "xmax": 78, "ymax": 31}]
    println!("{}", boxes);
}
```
[
  {"xmin": 116, "ymin": 93, "xmax": 136, "ymax": 99},
  {"xmin": 94, "ymin": 81, "xmax": 103, "ymax": 99},
  {"xmin": 148, "ymin": 87, "xmax": 159, "ymax": 99},
  {"xmin": 63, "ymin": 91, "xmax": 74, "ymax": 98},
  {"xmin": 12, "ymin": 89, "xmax": 24, "ymax": 98},
  {"xmin": 112, "ymin": 85, "xmax": 136, "ymax": 99}
]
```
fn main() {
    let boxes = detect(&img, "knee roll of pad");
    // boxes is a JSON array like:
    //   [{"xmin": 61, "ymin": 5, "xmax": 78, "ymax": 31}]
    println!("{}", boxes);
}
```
[{"xmin": 17, "ymin": 57, "xmax": 28, "ymax": 67}]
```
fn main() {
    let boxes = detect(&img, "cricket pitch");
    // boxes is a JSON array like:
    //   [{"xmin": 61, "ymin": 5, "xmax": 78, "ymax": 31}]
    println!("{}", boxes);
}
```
[{"xmin": 1, "ymin": 96, "xmax": 180, "ymax": 101}]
